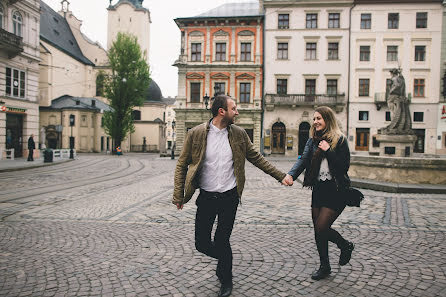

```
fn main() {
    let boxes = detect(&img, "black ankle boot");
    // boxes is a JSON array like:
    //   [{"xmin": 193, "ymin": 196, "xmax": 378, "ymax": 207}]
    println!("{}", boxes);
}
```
[
  {"xmin": 311, "ymin": 263, "xmax": 331, "ymax": 280},
  {"xmin": 339, "ymin": 241, "xmax": 354, "ymax": 266}
]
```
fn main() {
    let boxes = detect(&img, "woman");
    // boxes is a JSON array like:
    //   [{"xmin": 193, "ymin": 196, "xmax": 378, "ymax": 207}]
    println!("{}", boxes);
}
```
[{"xmin": 285, "ymin": 106, "xmax": 354, "ymax": 280}]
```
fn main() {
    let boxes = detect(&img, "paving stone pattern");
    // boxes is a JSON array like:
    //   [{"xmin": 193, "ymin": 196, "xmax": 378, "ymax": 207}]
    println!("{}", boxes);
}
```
[{"xmin": 0, "ymin": 154, "xmax": 445, "ymax": 296}]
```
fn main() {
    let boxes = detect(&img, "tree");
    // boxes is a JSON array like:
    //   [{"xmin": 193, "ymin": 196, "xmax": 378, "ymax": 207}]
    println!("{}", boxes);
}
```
[{"xmin": 103, "ymin": 32, "xmax": 150, "ymax": 152}]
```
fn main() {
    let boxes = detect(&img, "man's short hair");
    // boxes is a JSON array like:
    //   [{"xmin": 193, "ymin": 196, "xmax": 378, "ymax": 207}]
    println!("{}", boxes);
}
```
[{"xmin": 211, "ymin": 95, "xmax": 231, "ymax": 117}]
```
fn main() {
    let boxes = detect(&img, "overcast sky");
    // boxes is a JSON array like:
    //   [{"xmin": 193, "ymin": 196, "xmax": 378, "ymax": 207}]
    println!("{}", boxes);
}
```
[{"xmin": 43, "ymin": 0, "xmax": 256, "ymax": 98}]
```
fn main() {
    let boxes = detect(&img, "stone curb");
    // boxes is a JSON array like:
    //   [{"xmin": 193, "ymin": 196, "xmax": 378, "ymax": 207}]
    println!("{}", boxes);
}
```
[{"xmin": 0, "ymin": 159, "xmax": 74, "ymax": 173}]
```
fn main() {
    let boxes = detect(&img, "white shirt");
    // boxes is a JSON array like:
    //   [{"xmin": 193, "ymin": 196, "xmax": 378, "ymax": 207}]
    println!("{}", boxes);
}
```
[
  {"xmin": 318, "ymin": 158, "xmax": 332, "ymax": 181},
  {"xmin": 199, "ymin": 121, "xmax": 237, "ymax": 193}
]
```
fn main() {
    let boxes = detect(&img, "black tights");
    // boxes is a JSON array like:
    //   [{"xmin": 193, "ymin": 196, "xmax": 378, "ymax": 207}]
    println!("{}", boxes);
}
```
[{"xmin": 312, "ymin": 207, "xmax": 347, "ymax": 265}]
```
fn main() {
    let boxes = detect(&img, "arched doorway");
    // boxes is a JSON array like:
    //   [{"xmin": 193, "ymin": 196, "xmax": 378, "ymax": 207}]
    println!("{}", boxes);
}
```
[
  {"xmin": 272, "ymin": 122, "xmax": 286, "ymax": 154},
  {"xmin": 298, "ymin": 122, "xmax": 311, "ymax": 155}
]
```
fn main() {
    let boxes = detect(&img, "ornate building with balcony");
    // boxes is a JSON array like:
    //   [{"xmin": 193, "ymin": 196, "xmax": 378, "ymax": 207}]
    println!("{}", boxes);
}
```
[
  {"xmin": 173, "ymin": 2, "xmax": 264, "ymax": 154},
  {"xmin": 262, "ymin": 0, "xmax": 351, "ymax": 156},
  {"xmin": 0, "ymin": 0, "xmax": 40, "ymax": 159},
  {"xmin": 350, "ymin": 0, "xmax": 443, "ymax": 155}
]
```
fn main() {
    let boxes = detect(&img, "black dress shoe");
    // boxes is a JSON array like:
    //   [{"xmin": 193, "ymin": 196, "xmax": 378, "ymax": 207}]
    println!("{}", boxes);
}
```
[
  {"xmin": 311, "ymin": 265, "xmax": 331, "ymax": 280},
  {"xmin": 339, "ymin": 241, "xmax": 354, "ymax": 266},
  {"xmin": 218, "ymin": 281, "xmax": 233, "ymax": 297}
]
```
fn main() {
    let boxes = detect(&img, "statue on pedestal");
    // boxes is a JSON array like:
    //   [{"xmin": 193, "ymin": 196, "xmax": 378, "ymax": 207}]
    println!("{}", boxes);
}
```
[{"xmin": 379, "ymin": 68, "xmax": 414, "ymax": 135}]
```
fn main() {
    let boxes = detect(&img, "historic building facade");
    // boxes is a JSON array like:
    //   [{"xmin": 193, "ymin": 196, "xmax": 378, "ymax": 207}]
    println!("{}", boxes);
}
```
[
  {"xmin": 350, "ymin": 0, "xmax": 443, "ymax": 155},
  {"xmin": 0, "ymin": 0, "xmax": 40, "ymax": 158},
  {"xmin": 173, "ymin": 2, "xmax": 264, "ymax": 154},
  {"xmin": 263, "ymin": 0, "xmax": 352, "ymax": 156}
]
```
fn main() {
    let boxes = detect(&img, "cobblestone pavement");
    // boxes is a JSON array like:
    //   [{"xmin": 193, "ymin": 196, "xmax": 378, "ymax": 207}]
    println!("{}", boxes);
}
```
[{"xmin": 0, "ymin": 154, "xmax": 445, "ymax": 297}]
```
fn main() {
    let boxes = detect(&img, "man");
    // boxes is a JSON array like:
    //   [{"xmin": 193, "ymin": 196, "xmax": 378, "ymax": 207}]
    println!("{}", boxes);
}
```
[
  {"xmin": 27, "ymin": 134, "xmax": 35, "ymax": 161},
  {"xmin": 173, "ymin": 95, "xmax": 291, "ymax": 297}
]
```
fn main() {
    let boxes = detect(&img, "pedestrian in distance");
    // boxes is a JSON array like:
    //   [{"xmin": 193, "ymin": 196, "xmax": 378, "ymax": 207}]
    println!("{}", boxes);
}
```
[
  {"xmin": 116, "ymin": 146, "xmax": 122, "ymax": 156},
  {"xmin": 27, "ymin": 134, "xmax": 35, "ymax": 161},
  {"xmin": 283, "ymin": 106, "xmax": 355, "ymax": 280},
  {"xmin": 173, "ymin": 94, "xmax": 292, "ymax": 297}
]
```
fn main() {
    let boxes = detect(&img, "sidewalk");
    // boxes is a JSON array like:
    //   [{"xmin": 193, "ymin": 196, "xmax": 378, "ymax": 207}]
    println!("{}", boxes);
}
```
[{"xmin": 0, "ymin": 156, "xmax": 74, "ymax": 172}]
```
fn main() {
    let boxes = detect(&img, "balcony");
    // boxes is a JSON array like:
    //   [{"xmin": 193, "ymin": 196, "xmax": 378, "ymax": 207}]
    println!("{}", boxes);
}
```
[
  {"xmin": 374, "ymin": 93, "xmax": 387, "ymax": 110},
  {"xmin": 0, "ymin": 28, "xmax": 23, "ymax": 58},
  {"xmin": 265, "ymin": 93, "xmax": 345, "ymax": 112}
]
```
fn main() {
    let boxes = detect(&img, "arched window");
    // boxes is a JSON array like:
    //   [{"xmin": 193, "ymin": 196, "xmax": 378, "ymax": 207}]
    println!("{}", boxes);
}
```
[
  {"xmin": 0, "ymin": 6, "xmax": 4, "ymax": 29},
  {"xmin": 95, "ymin": 71, "xmax": 105, "ymax": 96},
  {"xmin": 13, "ymin": 11, "xmax": 22, "ymax": 37}
]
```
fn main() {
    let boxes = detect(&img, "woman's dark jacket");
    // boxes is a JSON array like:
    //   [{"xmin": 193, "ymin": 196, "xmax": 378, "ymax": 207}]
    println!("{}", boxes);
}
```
[{"xmin": 288, "ymin": 136, "xmax": 351, "ymax": 191}]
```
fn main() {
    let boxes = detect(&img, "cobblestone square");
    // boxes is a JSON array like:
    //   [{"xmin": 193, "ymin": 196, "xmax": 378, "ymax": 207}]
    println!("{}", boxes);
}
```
[{"xmin": 1, "ymin": 154, "xmax": 445, "ymax": 296}]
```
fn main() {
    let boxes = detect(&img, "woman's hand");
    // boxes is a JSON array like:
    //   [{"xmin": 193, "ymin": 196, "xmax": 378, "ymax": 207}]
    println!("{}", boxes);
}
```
[{"xmin": 318, "ymin": 140, "xmax": 330, "ymax": 151}]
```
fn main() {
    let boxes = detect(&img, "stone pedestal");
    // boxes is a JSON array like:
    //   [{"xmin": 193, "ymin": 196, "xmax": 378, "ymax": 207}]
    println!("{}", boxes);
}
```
[{"xmin": 375, "ymin": 134, "xmax": 417, "ymax": 157}]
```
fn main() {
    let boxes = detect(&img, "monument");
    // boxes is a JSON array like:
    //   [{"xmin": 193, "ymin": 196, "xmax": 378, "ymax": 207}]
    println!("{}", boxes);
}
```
[{"xmin": 376, "ymin": 68, "xmax": 417, "ymax": 157}]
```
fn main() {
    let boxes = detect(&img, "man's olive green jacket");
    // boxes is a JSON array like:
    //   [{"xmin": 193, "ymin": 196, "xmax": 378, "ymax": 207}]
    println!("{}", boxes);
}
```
[{"xmin": 172, "ymin": 120, "xmax": 287, "ymax": 205}]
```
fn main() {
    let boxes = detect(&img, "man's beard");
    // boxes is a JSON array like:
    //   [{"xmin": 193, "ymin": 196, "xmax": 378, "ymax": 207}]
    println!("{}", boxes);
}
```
[{"xmin": 223, "ymin": 114, "xmax": 234, "ymax": 126}]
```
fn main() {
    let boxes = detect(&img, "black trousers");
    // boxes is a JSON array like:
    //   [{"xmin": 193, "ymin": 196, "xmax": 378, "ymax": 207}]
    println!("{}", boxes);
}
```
[
  {"xmin": 27, "ymin": 149, "xmax": 34, "ymax": 161},
  {"xmin": 195, "ymin": 187, "xmax": 239, "ymax": 284}
]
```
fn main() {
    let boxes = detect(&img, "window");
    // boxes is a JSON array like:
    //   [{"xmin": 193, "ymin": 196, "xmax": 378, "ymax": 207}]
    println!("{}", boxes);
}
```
[
  {"xmin": 306, "ymin": 13, "xmax": 317, "ymax": 29},
  {"xmin": 388, "ymin": 13, "xmax": 399, "ymax": 29},
  {"xmin": 328, "ymin": 42, "xmax": 338, "ymax": 60},
  {"xmin": 132, "ymin": 110, "xmax": 141, "ymax": 121},
  {"xmin": 214, "ymin": 82, "xmax": 225, "ymax": 95},
  {"xmin": 414, "ymin": 79, "xmax": 425, "ymax": 97},
  {"xmin": 416, "ymin": 12, "xmax": 427, "ymax": 29},
  {"xmin": 385, "ymin": 111, "xmax": 391, "ymax": 122},
  {"xmin": 191, "ymin": 43, "xmax": 201, "ymax": 61},
  {"xmin": 415, "ymin": 46, "xmax": 426, "ymax": 61},
  {"xmin": 13, "ymin": 11, "xmax": 22, "ymax": 36},
  {"xmin": 359, "ymin": 111, "xmax": 369, "ymax": 121},
  {"xmin": 215, "ymin": 43, "xmax": 226, "ymax": 61},
  {"xmin": 328, "ymin": 13, "xmax": 340, "ymax": 28},
  {"xmin": 413, "ymin": 112, "xmax": 424, "ymax": 122},
  {"xmin": 305, "ymin": 79, "xmax": 316, "ymax": 100},
  {"xmin": 413, "ymin": 129, "xmax": 425, "ymax": 153},
  {"xmin": 277, "ymin": 43, "xmax": 288, "ymax": 59},
  {"xmin": 356, "ymin": 128, "xmax": 370, "ymax": 151},
  {"xmin": 387, "ymin": 46, "xmax": 398, "ymax": 62},
  {"xmin": 327, "ymin": 79, "xmax": 337, "ymax": 95},
  {"xmin": 277, "ymin": 79, "xmax": 287, "ymax": 94},
  {"xmin": 306, "ymin": 43, "xmax": 317, "ymax": 60},
  {"xmin": 240, "ymin": 83, "xmax": 251, "ymax": 103},
  {"xmin": 240, "ymin": 43, "xmax": 251, "ymax": 61},
  {"xmin": 361, "ymin": 13, "xmax": 371, "ymax": 29},
  {"xmin": 81, "ymin": 115, "xmax": 88, "ymax": 127},
  {"xmin": 190, "ymin": 82, "xmax": 200, "ymax": 103},
  {"xmin": 6, "ymin": 67, "xmax": 26, "ymax": 98},
  {"xmin": 0, "ymin": 6, "xmax": 4, "ymax": 29},
  {"xmin": 386, "ymin": 79, "xmax": 392, "ymax": 98},
  {"xmin": 360, "ymin": 46, "xmax": 370, "ymax": 61},
  {"xmin": 278, "ymin": 14, "xmax": 289, "ymax": 29},
  {"xmin": 359, "ymin": 79, "xmax": 369, "ymax": 96}
]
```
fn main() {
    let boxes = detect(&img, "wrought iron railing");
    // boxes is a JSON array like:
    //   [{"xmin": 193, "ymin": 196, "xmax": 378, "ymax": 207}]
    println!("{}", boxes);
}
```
[{"xmin": 265, "ymin": 93, "xmax": 345, "ymax": 106}]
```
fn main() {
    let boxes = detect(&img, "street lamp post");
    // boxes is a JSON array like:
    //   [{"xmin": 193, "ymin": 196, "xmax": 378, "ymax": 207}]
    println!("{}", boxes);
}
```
[
  {"xmin": 69, "ymin": 114, "xmax": 75, "ymax": 159},
  {"xmin": 203, "ymin": 85, "xmax": 223, "ymax": 110},
  {"xmin": 171, "ymin": 120, "xmax": 176, "ymax": 160}
]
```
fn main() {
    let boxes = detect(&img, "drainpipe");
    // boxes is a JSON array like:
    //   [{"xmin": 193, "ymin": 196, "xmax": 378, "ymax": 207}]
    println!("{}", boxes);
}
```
[
  {"xmin": 347, "ymin": 3, "xmax": 356, "ymax": 141},
  {"xmin": 260, "ymin": 14, "xmax": 265, "ymax": 156}
]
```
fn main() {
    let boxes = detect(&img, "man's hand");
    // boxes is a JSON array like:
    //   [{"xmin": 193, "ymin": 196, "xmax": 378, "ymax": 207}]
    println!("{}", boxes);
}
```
[
  {"xmin": 281, "ymin": 174, "xmax": 294, "ymax": 186},
  {"xmin": 176, "ymin": 203, "xmax": 184, "ymax": 210}
]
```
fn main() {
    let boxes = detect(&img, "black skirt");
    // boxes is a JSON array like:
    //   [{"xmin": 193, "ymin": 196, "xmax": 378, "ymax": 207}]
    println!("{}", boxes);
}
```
[{"xmin": 311, "ymin": 179, "xmax": 346, "ymax": 213}]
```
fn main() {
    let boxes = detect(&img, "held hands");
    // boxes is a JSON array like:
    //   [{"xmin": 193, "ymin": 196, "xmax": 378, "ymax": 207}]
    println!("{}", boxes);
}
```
[
  {"xmin": 176, "ymin": 203, "xmax": 183, "ymax": 210},
  {"xmin": 281, "ymin": 174, "xmax": 294, "ymax": 186},
  {"xmin": 318, "ymin": 140, "xmax": 330, "ymax": 151}
]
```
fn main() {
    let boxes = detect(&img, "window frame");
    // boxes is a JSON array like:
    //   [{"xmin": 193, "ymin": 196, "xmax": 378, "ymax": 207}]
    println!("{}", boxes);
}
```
[
  {"xmin": 191, "ymin": 43, "xmax": 202, "ymax": 62},
  {"xmin": 190, "ymin": 82, "xmax": 201, "ymax": 103},
  {"xmin": 215, "ymin": 42, "xmax": 227, "ymax": 62},
  {"xmin": 306, "ymin": 42, "xmax": 317, "ymax": 60},
  {"xmin": 327, "ymin": 79, "xmax": 338, "ymax": 95},
  {"xmin": 306, "ymin": 13, "xmax": 318, "ymax": 29},
  {"xmin": 240, "ymin": 42, "xmax": 252, "ymax": 62},
  {"xmin": 413, "ymin": 78, "xmax": 425, "ymax": 97},
  {"xmin": 359, "ymin": 111, "xmax": 369, "ymax": 121},
  {"xmin": 277, "ymin": 79, "xmax": 287, "ymax": 94},
  {"xmin": 414, "ymin": 45, "xmax": 426, "ymax": 62},
  {"xmin": 6, "ymin": 67, "xmax": 26, "ymax": 98},
  {"xmin": 413, "ymin": 112, "xmax": 424, "ymax": 122},
  {"xmin": 360, "ymin": 13, "xmax": 371, "ymax": 29},
  {"xmin": 0, "ymin": 5, "xmax": 4, "ymax": 29},
  {"xmin": 277, "ymin": 42, "xmax": 288, "ymax": 60},
  {"xmin": 239, "ymin": 82, "xmax": 251, "ymax": 103},
  {"xmin": 359, "ymin": 79, "xmax": 370, "ymax": 97},
  {"xmin": 214, "ymin": 82, "xmax": 226, "ymax": 96},
  {"xmin": 388, "ymin": 13, "xmax": 399, "ymax": 29},
  {"xmin": 328, "ymin": 42, "xmax": 339, "ymax": 60},
  {"xmin": 416, "ymin": 12, "xmax": 427, "ymax": 29},
  {"xmin": 359, "ymin": 45, "xmax": 370, "ymax": 61},
  {"xmin": 328, "ymin": 13, "xmax": 340, "ymax": 28},
  {"xmin": 386, "ymin": 45, "xmax": 398, "ymax": 62},
  {"xmin": 278, "ymin": 14, "xmax": 289, "ymax": 29},
  {"xmin": 12, "ymin": 11, "xmax": 22, "ymax": 37}
]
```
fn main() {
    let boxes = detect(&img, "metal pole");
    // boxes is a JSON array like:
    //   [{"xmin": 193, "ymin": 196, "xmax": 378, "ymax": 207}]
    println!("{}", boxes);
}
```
[{"xmin": 69, "ymin": 125, "xmax": 74, "ymax": 159}]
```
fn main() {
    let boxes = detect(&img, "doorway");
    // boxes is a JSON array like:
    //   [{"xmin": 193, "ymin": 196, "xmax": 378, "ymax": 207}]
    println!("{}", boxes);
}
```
[
  {"xmin": 298, "ymin": 122, "xmax": 310, "ymax": 155},
  {"xmin": 355, "ymin": 128, "xmax": 370, "ymax": 151},
  {"xmin": 6, "ymin": 113, "xmax": 23, "ymax": 157},
  {"xmin": 272, "ymin": 122, "xmax": 286, "ymax": 154}
]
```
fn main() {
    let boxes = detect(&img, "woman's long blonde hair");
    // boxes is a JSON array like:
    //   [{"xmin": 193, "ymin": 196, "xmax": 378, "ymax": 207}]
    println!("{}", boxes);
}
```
[{"xmin": 310, "ymin": 106, "xmax": 344, "ymax": 150}]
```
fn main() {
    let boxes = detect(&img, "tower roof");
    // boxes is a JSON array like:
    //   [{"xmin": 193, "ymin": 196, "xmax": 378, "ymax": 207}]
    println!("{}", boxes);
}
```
[{"xmin": 108, "ymin": 0, "xmax": 148, "ymax": 11}]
